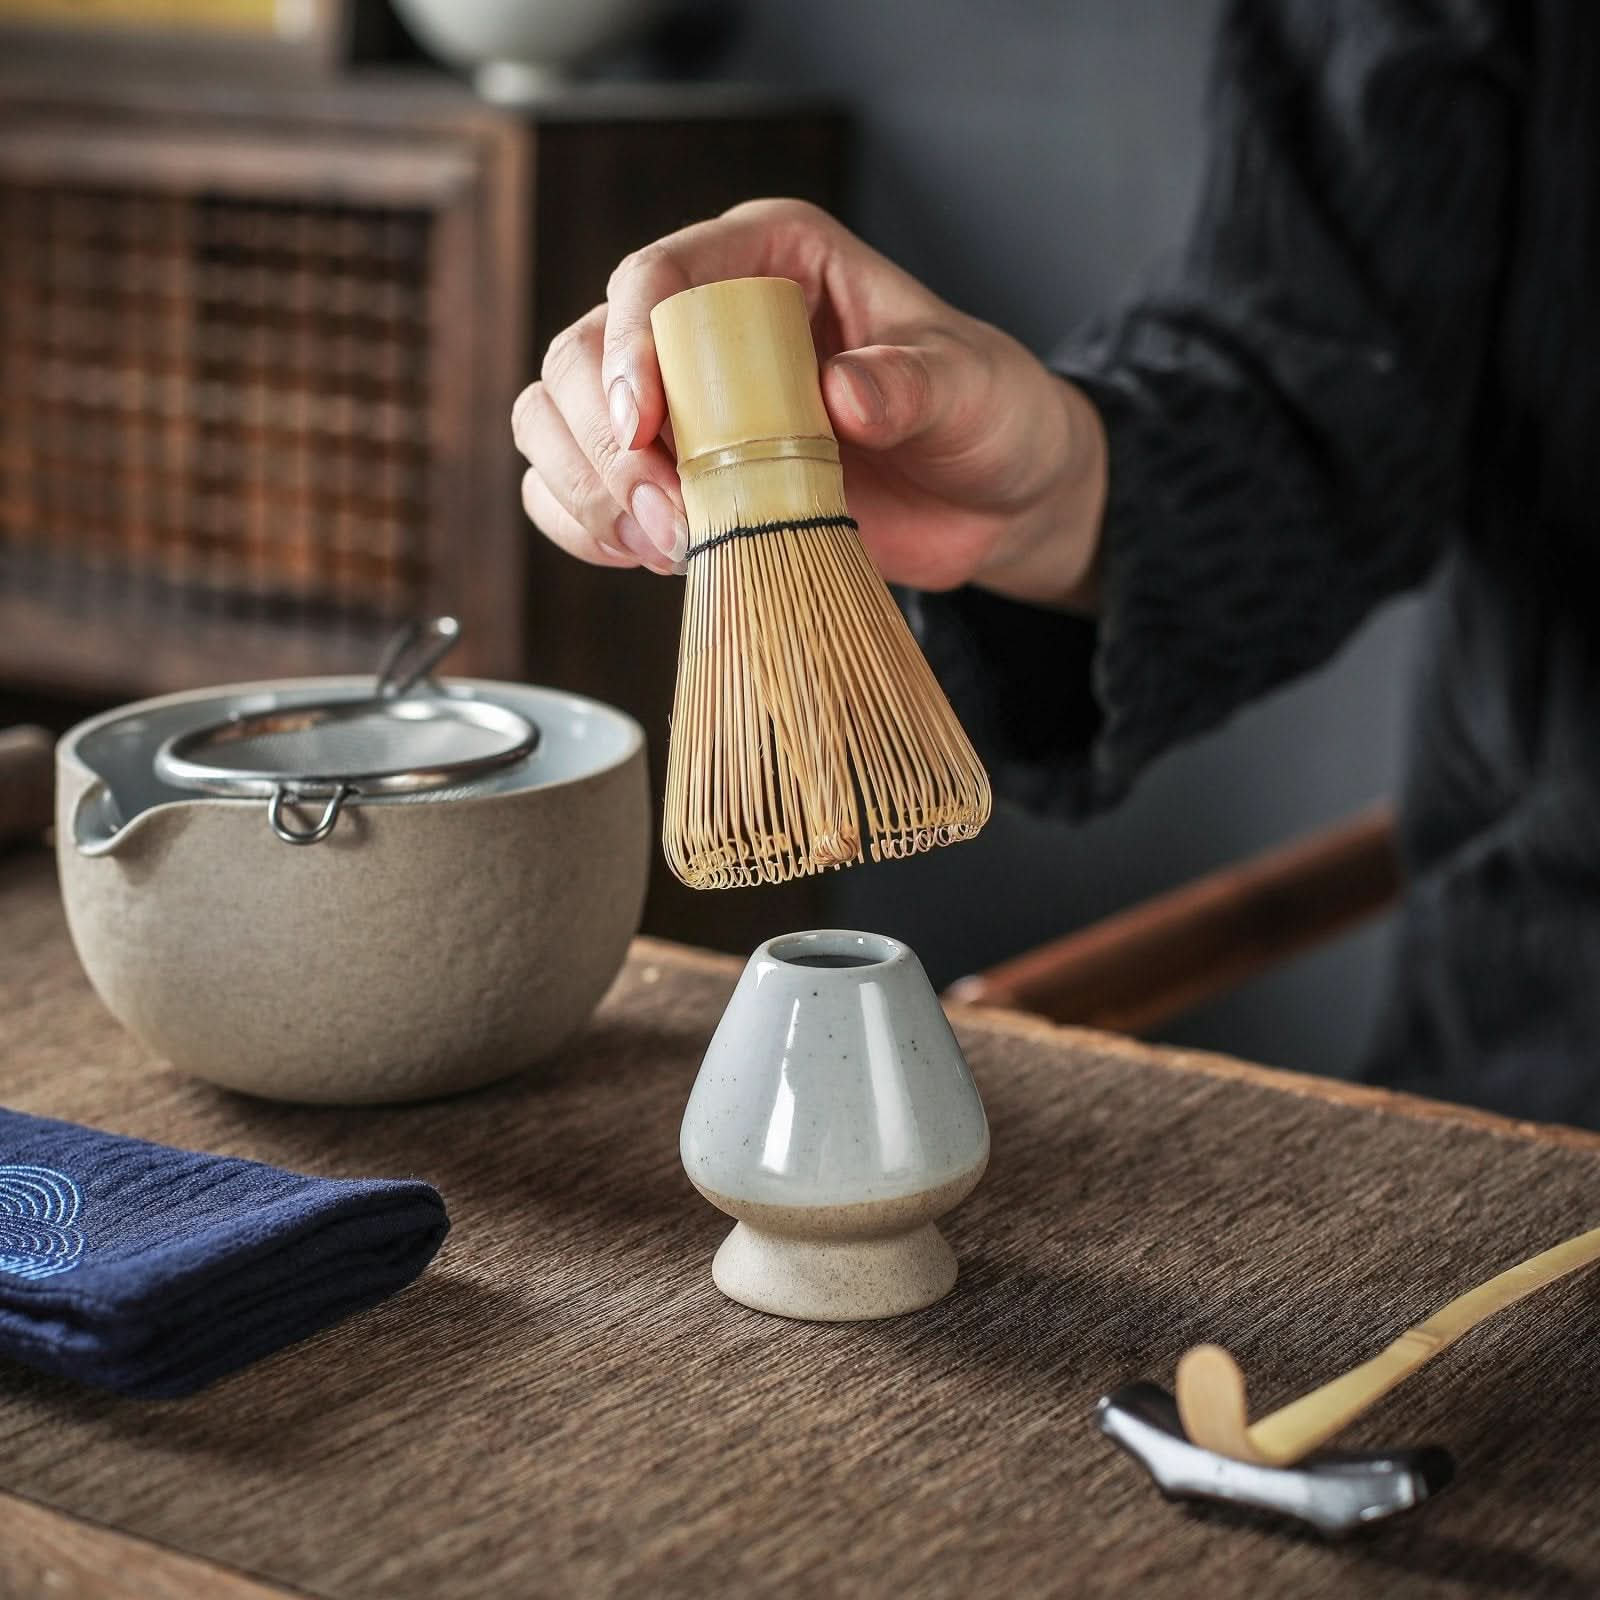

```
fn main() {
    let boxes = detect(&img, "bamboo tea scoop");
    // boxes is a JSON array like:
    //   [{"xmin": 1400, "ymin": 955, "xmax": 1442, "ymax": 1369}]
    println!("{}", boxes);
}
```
[{"xmin": 1176, "ymin": 1220, "xmax": 1600, "ymax": 1467}]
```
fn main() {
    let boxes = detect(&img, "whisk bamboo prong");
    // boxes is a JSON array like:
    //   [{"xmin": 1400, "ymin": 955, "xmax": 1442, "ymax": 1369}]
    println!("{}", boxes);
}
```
[
  {"xmin": 652, "ymin": 278, "xmax": 991, "ymax": 891},
  {"xmin": 1176, "ymin": 1221, "xmax": 1600, "ymax": 1467}
]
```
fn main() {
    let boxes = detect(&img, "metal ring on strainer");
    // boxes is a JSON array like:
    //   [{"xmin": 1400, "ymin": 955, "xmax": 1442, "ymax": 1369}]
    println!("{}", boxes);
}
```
[{"xmin": 152, "ymin": 618, "xmax": 539, "ymax": 845}]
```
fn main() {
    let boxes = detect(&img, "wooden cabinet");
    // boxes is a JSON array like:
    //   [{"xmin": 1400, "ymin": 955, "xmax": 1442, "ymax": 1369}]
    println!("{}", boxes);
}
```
[{"xmin": 0, "ymin": 69, "xmax": 846, "ymax": 947}]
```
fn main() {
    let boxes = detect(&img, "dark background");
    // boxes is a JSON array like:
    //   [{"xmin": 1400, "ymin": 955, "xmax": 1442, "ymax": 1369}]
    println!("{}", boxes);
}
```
[{"xmin": 706, "ymin": 0, "xmax": 1426, "ymax": 1079}]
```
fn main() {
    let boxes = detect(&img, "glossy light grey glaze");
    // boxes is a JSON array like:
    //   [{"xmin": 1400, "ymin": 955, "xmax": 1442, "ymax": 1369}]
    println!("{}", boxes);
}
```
[{"xmin": 681, "ymin": 930, "xmax": 989, "ymax": 1210}]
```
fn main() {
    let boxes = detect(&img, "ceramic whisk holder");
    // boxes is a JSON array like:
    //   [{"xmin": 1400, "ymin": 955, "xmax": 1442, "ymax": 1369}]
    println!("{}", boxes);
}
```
[{"xmin": 681, "ymin": 930, "xmax": 988, "ymax": 1321}]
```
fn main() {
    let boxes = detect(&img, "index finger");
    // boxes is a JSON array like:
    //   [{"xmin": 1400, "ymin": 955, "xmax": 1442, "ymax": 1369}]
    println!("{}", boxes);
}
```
[
  {"xmin": 601, "ymin": 242, "xmax": 693, "ymax": 451},
  {"xmin": 600, "ymin": 201, "xmax": 841, "ymax": 453}
]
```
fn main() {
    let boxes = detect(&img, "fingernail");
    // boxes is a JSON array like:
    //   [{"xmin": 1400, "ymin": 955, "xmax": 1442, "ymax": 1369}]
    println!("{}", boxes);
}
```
[
  {"xmin": 613, "ymin": 511, "xmax": 672, "ymax": 573},
  {"xmin": 833, "ymin": 358, "xmax": 884, "ymax": 426},
  {"xmin": 608, "ymin": 378, "xmax": 639, "ymax": 450},
  {"xmin": 597, "ymin": 540, "xmax": 630, "ymax": 561},
  {"xmin": 631, "ymin": 482, "xmax": 688, "ymax": 562},
  {"xmin": 612, "ymin": 510, "xmax": 652, "ymax": 562}
]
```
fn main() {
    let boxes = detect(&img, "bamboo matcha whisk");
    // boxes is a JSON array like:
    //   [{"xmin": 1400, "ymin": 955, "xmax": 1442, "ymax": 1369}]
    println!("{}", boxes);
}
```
[{"xmin": 652, "ymin": 276, "xmax": 992, "ymax": 891}]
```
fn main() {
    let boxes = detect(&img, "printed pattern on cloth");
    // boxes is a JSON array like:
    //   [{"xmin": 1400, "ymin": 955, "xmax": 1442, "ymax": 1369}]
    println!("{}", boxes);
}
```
[{"xmin": 0, "ymin": 1164, "xmax": 85, "ymax": 1280}]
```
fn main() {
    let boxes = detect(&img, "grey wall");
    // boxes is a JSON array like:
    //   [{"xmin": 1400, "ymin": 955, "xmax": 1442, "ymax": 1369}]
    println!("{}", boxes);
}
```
[{"xmin": 712, "ymin": 0, "xmax": 1423, "ymax": 1079}]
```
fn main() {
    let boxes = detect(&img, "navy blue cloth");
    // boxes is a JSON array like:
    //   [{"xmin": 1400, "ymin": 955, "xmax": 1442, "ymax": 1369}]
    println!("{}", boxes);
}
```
[{"xmin": 0, "ymin": 1108, "xmax": 448, "ymax": 1398}]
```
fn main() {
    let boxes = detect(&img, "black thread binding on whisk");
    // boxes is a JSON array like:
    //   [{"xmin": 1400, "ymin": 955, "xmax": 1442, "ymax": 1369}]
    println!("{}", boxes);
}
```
[{"xmin": 685, "ymin": 514, "xmax": 860, "ymax": 561}]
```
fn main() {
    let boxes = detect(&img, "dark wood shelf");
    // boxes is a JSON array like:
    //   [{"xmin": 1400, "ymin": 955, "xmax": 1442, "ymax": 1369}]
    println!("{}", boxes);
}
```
[
  {"xmin": 0, "ymin": 589, "xmax": 389, "ymax": 702},
  {"xmin": 0, "ymin": 66, "xmax": 849, "ymax": 951}
]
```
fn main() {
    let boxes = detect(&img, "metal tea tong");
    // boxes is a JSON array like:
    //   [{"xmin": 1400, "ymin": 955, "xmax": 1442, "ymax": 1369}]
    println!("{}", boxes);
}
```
[
  {"xmin": 1100, "ymin": 1219, "xmax": 1600, "ymax": 1534},
  {"xmin": 154, "ymin": 617, "xmax": 539, "ymax": 844}
]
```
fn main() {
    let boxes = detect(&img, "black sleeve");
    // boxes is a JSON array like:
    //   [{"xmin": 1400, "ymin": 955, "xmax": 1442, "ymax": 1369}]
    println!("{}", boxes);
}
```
[{"xmin": 913, "ymin": 0, "xmax": 1521, "ymax": 817}]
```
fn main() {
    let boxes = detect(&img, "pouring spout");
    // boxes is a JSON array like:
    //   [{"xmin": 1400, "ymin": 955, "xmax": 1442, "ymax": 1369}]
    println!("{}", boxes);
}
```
[{"xmin": 70, "ymin": 779, "xmax": 136, "ymax": 858}]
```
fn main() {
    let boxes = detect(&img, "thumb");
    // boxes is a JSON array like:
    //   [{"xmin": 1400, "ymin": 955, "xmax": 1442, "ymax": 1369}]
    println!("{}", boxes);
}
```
[{"xmin": 821, "ymin": 340, "xmax": 969, "ymax": 453}]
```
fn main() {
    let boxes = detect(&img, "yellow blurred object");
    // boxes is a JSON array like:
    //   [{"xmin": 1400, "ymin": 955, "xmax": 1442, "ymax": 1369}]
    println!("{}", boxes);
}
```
[{"xmin": 0, "ymin": 0, "xmax": 287, "ymax": 34}]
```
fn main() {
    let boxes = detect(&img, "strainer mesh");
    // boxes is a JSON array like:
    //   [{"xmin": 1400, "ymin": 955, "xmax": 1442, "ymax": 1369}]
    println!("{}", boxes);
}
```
[{"xmin": 187, "ymin": 706, "xmax": 523, "ymax": 779}]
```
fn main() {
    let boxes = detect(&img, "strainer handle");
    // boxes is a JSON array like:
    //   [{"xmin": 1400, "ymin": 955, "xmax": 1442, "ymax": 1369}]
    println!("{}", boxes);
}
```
[
  {"xmin": 375, "ymin": 616, "xmax": 461, "ymax": 699},
  {"xmin": 269, "ymin": 785, "xmax": 352, "ymax": 845}
]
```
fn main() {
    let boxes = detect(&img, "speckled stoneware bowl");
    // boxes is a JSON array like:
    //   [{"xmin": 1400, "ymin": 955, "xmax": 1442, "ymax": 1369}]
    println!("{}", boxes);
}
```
[
  {"xmin": 57, "ymin": 676, "xmax": 648, "ymax": 1104},
  {"xmin": 680, "ymin": 930, "xmax": 989, "ymax": 1321}
]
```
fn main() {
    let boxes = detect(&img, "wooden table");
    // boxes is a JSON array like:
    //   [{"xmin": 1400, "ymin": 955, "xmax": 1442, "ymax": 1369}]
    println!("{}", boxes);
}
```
[{"xmin": 3, "ymin": 847, "xmax": 1600, "ymax": 1599}]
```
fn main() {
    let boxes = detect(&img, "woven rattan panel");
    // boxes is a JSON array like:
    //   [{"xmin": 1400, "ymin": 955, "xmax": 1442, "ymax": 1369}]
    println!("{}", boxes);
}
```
[
  {"xmin": 0, "ymin": 181, "xmax": 431, "ymax": 629},
  {"xmin": 2, "ymin": 850, "xmax": 1599, "ymax": 1598}
]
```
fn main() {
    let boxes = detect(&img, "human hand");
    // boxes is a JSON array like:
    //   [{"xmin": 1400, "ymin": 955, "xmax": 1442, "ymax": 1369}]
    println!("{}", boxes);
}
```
[{"xmin": 512, "ymin": 199, "xmax": 1106, "ymax": 605}]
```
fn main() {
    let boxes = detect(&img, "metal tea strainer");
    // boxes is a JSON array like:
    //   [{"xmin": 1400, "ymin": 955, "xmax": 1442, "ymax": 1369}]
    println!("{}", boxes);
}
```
[{"xmin": 153, "ymin": 617, "xmax": 539, "ymax": 845}]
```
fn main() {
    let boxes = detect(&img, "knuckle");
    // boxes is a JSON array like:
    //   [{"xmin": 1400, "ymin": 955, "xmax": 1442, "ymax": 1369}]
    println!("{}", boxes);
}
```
[
  {"xmin": 539, "ymin": 327, "xmax": 574, "ymax": 386},
  {"xmin": 516, "ymin": 385, "xmax": 561, "ymax": 451},
  {"xmin": 510, "ymin": 381, "xmax": 541, "ymax": 440},
  {"xmin": 540, "ymin": 318, "xmax": 594, "ymax": 386},
  {"xmin": 520, "ymin": 465, "xmax": 549, "ymax": 521},
  {"xmin": 580, "ymin": 411, "xmax": 622, "ymax": 480},
  {"xmin": 524, "ymin": 470, "xmax": 589, "ymax": 552},
  {"xmin": 890, "ymin": 348, "xmax": 933, "ymax": 419},
  {"xmin": 575, "ymin": 302, "xmax": 607, "ymax": 342},
  {"xmin": 607, "ymin": 242, "xmax": 669, "ymax": 299},
  {"xmin": 725, "ymin": 196, "xmax": 830, "ymax": 232},
  {"xmin": 561, "ymin": 460, "xmax": 609, "ymax": 529}
]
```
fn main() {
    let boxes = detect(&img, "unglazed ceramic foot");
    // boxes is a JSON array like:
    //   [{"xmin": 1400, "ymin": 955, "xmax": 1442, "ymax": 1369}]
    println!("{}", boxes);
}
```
[{"xmin": 712, "ymin": 1221, "xmax": 958, "ymax": 1321}]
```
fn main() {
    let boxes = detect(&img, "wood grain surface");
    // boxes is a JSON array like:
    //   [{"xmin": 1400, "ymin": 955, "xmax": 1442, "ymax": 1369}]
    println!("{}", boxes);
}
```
[
  {"xmin": 0, "ymin": 1492, "xmax": 304, "ymax": 1600},
  {"xmin": 2, "ymin": 849, "xmax": 1599, "ymax": 1599}
]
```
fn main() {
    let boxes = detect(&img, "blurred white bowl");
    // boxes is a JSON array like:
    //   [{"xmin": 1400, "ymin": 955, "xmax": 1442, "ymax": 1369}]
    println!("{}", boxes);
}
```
[{"xmin": 391, "ymin": 0, "xmax": 664, "ymax": 101}]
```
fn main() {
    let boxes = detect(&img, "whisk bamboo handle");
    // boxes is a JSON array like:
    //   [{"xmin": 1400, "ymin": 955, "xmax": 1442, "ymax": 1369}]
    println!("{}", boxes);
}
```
[
  {"xmin": 651, "ymin": 277, "xmax": 835, "ymax": 474},
  {"xmin": 1247, "ymin": 1221, "xmax": 1600, "ymax": 1463}
]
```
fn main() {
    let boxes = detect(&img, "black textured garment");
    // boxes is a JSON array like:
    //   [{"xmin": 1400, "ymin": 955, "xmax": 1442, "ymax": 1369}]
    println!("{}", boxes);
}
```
[{"xmin": 912, "ymin": 1, "xmax": 1600, "ymax": 1125}]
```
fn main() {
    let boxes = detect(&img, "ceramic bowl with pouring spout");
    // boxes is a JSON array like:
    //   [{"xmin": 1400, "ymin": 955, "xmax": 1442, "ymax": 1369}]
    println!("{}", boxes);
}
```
[{"xmin": 56, "ymin": 665, "xmax": 648, "ymax": 1105}]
